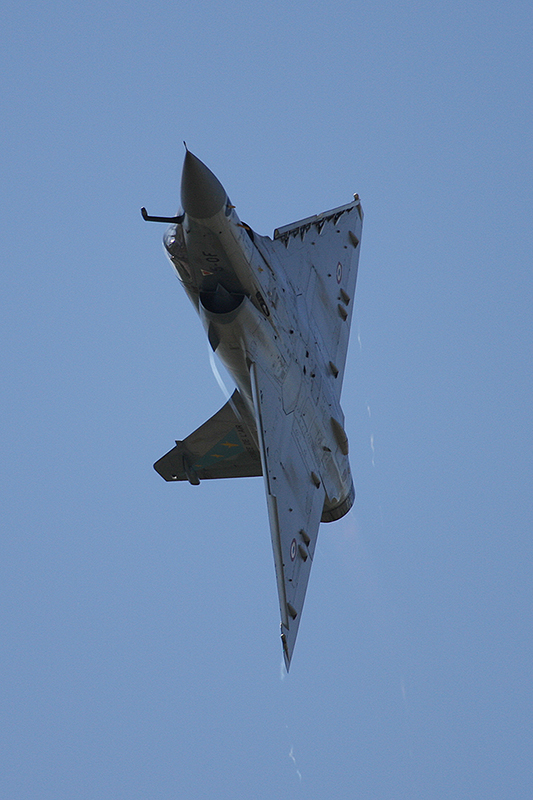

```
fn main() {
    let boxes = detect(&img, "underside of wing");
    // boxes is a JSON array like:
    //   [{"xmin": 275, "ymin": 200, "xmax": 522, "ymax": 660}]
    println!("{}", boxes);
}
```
[
  {"xmin": 250, "ymin": 361, "xmax": 326, "ymax": 670},
  {"xmin": 255, "ymin": 198, "xmax": 363, "ymax": 393},
  {"xmin": 154, "ymin": 390, "xmax": 261, "ymax": 483}
]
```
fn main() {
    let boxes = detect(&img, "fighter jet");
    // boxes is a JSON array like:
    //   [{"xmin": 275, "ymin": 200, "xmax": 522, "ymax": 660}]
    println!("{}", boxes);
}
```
[{"xmin": 142, "ymin": 149, "xmax": 363, "ymax": 669}]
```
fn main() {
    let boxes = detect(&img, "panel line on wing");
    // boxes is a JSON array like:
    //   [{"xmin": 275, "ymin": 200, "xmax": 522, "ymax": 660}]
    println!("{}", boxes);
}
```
[
  {"xmin": 250, "ymin": 361, "xmax": 290, "ymax": 627},
  {"xmin": 267, "ymin": 494, "xmax": 289, "ymax": 628}
]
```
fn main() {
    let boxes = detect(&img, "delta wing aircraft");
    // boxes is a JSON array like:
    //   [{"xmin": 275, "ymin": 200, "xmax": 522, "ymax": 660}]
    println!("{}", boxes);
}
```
[{"xmin": 142, "ymin": 149, "xmax": 363, "ymax": 669}]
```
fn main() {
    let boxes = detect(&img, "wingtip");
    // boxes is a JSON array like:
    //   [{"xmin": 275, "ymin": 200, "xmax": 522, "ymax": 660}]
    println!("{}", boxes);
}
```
[{"xmin": 281, "ymin": 630, "xmax": 292, "ymax": 672}]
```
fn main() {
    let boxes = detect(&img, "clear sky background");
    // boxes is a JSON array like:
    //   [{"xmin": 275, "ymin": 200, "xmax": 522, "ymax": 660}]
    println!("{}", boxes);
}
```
[{"xmin": 2, "ymin": 1, "xmax": 532, "ymax": 798}]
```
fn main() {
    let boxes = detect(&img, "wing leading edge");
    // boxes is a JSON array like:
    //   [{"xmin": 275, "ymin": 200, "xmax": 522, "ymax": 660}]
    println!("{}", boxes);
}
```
[{"xmin": 250, "ymin": 361, "xmax": 326, "ymax": 670}]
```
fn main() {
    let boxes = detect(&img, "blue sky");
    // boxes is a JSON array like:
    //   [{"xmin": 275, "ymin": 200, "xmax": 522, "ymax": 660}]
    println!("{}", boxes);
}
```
[{"xmin": 2, "ymin": 1, "xmax": 532, "ymax": 797}]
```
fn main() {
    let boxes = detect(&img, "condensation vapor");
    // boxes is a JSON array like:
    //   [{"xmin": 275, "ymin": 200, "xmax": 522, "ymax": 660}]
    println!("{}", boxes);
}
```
[
  {"xmin": 208, "ymin": 344, "xmax": 242, "ymax": 421},
  {"xmin": 208, "ymin": 345, "xmax": 231, "ymax": 401},
  {"xmin": 289, "ymin": 746, "xmax": 302, "ymax": 782}
]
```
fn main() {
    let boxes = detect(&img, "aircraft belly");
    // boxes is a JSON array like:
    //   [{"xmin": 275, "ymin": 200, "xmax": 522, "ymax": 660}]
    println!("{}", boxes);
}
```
[{"xmin": 184, "ymin": 224, "xmax": 246, "ymax": 296}]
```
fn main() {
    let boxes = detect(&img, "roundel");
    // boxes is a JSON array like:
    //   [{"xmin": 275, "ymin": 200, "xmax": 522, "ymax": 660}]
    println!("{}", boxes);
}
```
[
  {"xmin": 336, "ymin": 262, "xmax": 343, "ymax": 284},
  {"xmin": 290, "ymin": 538, "xmax": 297, "ymax": 561}
]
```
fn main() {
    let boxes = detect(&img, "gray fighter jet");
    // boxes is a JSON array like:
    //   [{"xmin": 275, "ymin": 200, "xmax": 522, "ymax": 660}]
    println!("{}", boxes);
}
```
[{"xmin": 142, "ymin": 150, "xmax": 363, "ymax": 669}]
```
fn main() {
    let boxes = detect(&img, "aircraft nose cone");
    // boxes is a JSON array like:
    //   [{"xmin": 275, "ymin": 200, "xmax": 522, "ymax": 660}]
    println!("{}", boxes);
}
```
[{"xmin": 181, "ymin": 150, "xmax": 227, "ymax": 219}]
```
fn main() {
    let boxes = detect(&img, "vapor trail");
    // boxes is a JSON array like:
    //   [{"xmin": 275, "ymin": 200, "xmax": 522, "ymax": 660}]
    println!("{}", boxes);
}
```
[
  {"xmin": 208, "ymin": 345, "xmax": 242, "ymax": 421},
  {"xmin": 208, "ymin": 345, "xmax": 231, "ymax": 401},
  {"xmin": 289, "ymin": 746, "xmax": 302, "ymax": 782}
]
